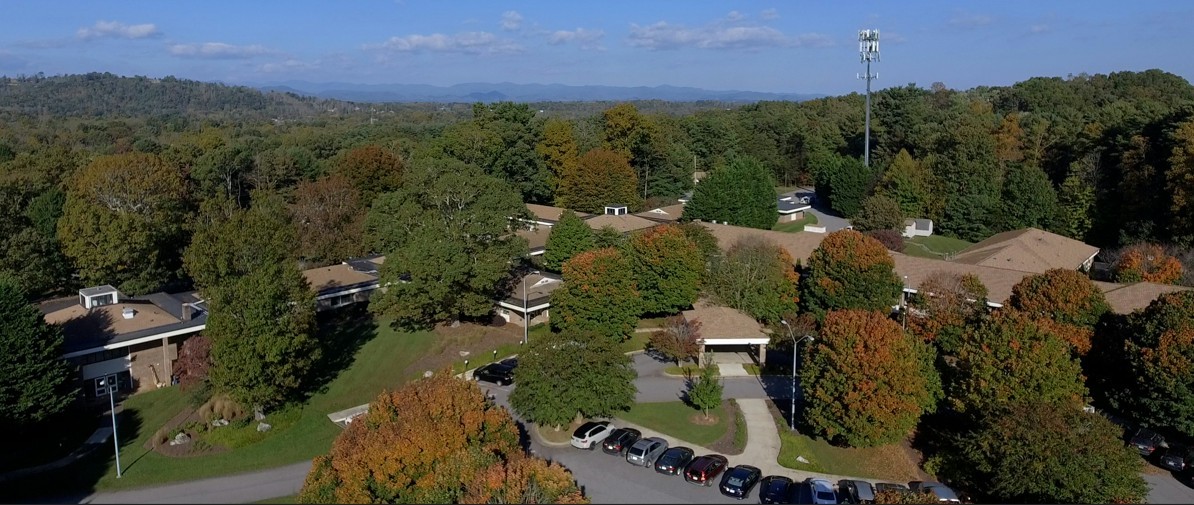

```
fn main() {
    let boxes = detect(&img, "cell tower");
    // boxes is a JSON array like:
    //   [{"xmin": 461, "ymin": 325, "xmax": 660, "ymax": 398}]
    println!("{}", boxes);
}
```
[{"xmin": 858, "ymin": 29, "xmax": 880, "ymax": 167}]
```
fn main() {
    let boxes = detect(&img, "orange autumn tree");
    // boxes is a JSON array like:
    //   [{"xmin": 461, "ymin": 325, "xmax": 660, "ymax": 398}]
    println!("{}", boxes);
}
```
[
  {"xmin": 298, "ymin": 372, "xmax": 586, "ymax": 504},
  {"xmin": 799, "ymin": 309, "xmax": 939, "ymax": 447},
  {"xmin": 1113, "ymin": 243, "xmax": 1184, "ymax": 284},
  {"xmin": 1006, "ymin": 268, "xmax": 1111, "ymax": 355},
  {"xmin": 331, "ymin": 144, "xmax": 403, "ymax": 204},
  {"xmin": 907, "ymin": 272, "xmax": 989, "ymax": 354},
  {"xmin": 801, "ymin": 230, "xmax": 903, "ymax": 318}
]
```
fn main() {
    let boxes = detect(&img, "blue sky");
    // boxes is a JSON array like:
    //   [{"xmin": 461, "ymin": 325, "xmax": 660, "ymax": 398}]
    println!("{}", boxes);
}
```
[{"xmin": 0, "ymin": 1, "xmax": 1190, "ymax": 95}]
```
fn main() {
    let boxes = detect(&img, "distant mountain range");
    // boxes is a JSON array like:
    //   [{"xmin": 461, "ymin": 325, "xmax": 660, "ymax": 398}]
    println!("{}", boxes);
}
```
[{"xmin": 250, "ymin": 81, "xmax": 823, "ymax": 103}]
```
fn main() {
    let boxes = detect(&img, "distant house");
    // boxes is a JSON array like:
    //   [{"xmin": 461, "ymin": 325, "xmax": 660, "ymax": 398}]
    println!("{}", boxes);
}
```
[
  {"xmin": 583, "ymin": 205, "xmax": 661, "ymax": 234},
  {"xmin": 949, "ymin": 227, "xmax": 1100, "ymax": 273},
  {"xmin": 303, "ymin": 255, "xmax": 384, "ymax": 311},
  {"xmin": 777, "ymin": 196, "xmax": 812, "ymax": 222},
  {"xmin": 902, "ymin": 219, "xmax": 933, "ymax": 238},
  {"xmin": 495, "ymin": 272, "xmax": 562, "ymax": 327},
  {"xmin": 524, "ymin": 204, "xmax": 589, "ymax": 227},
  {"xmin": 516, "ymin": 226, "xmax": 551, "ymax": 256},
  {"xmin": 42, "ymin": 285, "xmax": 208, "ymax": 398},
  {"xmin": 682, "ymin": 301, "xmax": 771, "ymax": 361}
]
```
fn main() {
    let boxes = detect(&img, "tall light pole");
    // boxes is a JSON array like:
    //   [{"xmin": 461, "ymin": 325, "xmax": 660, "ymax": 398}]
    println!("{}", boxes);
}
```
[
  {"xmin": 523, "ymin": 270, "xmax": 539, "ymax": 345},
  {"xmin": 858, "ymin": 29, "xmax": 880, "ymax": 167},
  {"xmin": 99, "ymin": 376, "xmax": 122, "ymax": 478},
  {"xmin": 780, "ymin": 320, "xmax": 815, "ymax": 431}
]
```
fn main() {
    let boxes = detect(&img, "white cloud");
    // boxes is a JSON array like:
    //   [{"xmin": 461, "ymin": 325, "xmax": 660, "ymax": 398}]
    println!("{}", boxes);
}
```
[
  {"xmin": 168, "ymin": 42, "xmax": 272, "ymax": 59},
  {"xmin": 258, "ymin": 59, "xmax": 316, "ymax": 73},
  {"xmin": 760, "ymin": 8, "xmax": 779, "ymax": 21},
  {"xmin": 627, "ymin": 13, "xmax": 826, "ymax": 51},
  {"xmin": 77, "ymin": 20, "xmax": 160, "ymax": 40},
  {"xmin": 366, "ymin": 32, "xmax": 522, "ymax": 55},
  {"xmin": 500, "ymin": 10, "xmax": 523, "ymax": 31},
  {"xmin": 948, "ymin": 12, "xmax": 994, "ymax": 28},
  {"xmin": 548, "ymin": 28, "xmax": 605, "ymax": 50}
]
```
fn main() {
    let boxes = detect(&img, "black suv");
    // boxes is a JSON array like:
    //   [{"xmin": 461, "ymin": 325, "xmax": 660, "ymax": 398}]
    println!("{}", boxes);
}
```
[
  {"xmin": 1129, "ymin": 428, "xmax": 1166, "ymax": 457},
  {"xmin": 1160, "ymin": 444, "xmax": 1194, "ymax": 472},
  {"xmin": 473, "ymin": 362, "xmax": 515, "ymax": 385},
  {"xmin": 601, "ymin": 427, "xmax": 642, "ymax": 455}
]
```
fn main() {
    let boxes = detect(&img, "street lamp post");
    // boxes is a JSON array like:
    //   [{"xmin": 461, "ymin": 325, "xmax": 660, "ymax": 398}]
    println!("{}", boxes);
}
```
[
  {"xmin": 100, "ymin": 377, "xmax": 122, "ymax": 478},
  {"xmin": 523, "ymin": 270, "xmax": 540, "ymax": 345},
  {"xmin": 780, "ymin": 320, "xmax": 815, "ymax": 431}
]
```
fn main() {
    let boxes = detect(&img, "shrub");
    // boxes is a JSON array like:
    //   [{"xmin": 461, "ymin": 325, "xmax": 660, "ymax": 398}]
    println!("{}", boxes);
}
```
[{"xmin": 864, "ymin": 229, "xmax": 905, "ymax": 252}]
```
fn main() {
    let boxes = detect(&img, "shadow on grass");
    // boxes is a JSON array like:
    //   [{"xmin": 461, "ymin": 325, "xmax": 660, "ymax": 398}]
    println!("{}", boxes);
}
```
[
  {"xmin": 0, "ymin": 408, "xmax": 143, "ymax": 504},
  {"xmin": 298, "ymin": 304, "xmax": 379, "ymax": 401}
]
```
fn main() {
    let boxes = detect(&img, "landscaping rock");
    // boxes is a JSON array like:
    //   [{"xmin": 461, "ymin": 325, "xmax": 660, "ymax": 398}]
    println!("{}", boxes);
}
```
[
  {"xmin": 458, "ymin": 350, "xmax": 470, "ymax": 357},
  {"xmin": 257, "ymin": 422, "xmax": 272, "ymax": 432},
  {"xmin": 254, "ymin": 406, "xmax": 266, "ymax": 421},
  {"xmin": 211, "ymin": 419, "xmax": 230, "ymax": 427},
  {"xmin": 423, "ymin": 370, "xmax": 434, "ymax": 378},
  {"xmin": 169, "ymin": 432, "xmax": 191, "ymax": 446},
  {"xmin": 796, "ymin": 455, "xmax": 810, "ymax": 464}
]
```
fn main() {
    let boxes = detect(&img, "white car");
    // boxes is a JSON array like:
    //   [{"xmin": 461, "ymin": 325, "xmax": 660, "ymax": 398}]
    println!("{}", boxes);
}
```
[
  {"xmin": 570, "ymin": 421, "xmax": 614, "ymax": 449},
  {"xmin": 626, "ymin": 437, "xmax": 668, "ymax": 467},
  {"xmin": 808, "ymin": 478, "xmax": 838, "ymax": 505}
]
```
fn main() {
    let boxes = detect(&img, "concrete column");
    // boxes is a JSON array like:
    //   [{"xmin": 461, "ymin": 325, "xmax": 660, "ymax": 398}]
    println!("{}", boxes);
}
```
[
  {"xmin": 758, "ymin": 343, "xmax": 767, "ymax": 364},
  {"xmin": 162, "ymin": 336, "xmax": 172, "ymax": 385}
]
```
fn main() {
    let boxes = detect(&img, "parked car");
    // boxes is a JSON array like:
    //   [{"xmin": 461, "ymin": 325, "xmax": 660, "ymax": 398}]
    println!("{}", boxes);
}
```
[
  {"xmin": 788, "ymin": 481, "xmax": 814, "ymax": 504},
  {"xmin": 837, "ymin": 479, "xmax": 877, "ymax": 504},
  {"xmin": 909, "ymin": 481, "xmax": 962, "ymax": 503},
  {"xmin": 473, "ymin": 362, "xmax": 515, "ymax": 385},
  {"xmin": 1129, "ymin": 428, "xmax": 1167, "ymax": 457},
  {"xmin": 626, "ymin": 436, "xmax": 668, "ymax": 467},
  {"xmin": 758, "ymin": 475, "xmax": 794, "ymax": 504},
  {"xmin": 807, "ymin": 478, "xmax": 837, "ymax": 505},
  {"xmin": 602, "ymin": 427, "xmax": 642, "ymax": 455},
  {"xmin": 500, "ymin": 357, "xmax": 519, "ymax": 368},
  {"xmin": 684, "ymin": 454, "xmax": 729, "ymax": 486},
  {"xmin": 719, "ymin": 465, "xmax": 762, "ymax": 499},
  {"xmin": 1159, "ymin": 444, "xmax": 1194, "ymax": 472},
  {"xmin": 654, "ymin": 446, "xmax": 694, "ymax": 475},
  {"xmin": 874, "ymin": 482, "xmax": 912, "ymax": 495},
  {"xmin": 570, "ymin": 421, "xmax": 614, "ymax": 450}
]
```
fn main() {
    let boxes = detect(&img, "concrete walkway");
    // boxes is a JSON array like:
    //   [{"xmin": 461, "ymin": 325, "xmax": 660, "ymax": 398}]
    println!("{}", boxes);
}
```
[{"xmin": 717, "ymin": 363, "xmax": 749, "ymax": 377}]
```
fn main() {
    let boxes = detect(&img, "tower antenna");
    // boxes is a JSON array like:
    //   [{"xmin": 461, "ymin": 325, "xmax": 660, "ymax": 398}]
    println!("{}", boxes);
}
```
[{"xmin": 858, "ymin": 29, "xmax": 880, "ymax": 167}]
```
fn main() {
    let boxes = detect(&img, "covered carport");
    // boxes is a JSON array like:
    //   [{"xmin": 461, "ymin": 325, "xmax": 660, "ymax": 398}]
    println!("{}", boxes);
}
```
[{"xmin": 682, "ymin": 303, "xmax": 770, "ymax": 365}]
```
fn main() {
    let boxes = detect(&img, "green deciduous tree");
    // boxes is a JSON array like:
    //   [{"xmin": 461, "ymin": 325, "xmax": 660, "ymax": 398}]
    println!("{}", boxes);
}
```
[
  {"xmin": 538, "ymin": 118, "xmax": 580, "ymax": 201},
  {"xmin": 802, "ymin": 230, "xmax": 903, "ymax": 317},
  {"xmin": 875, "ymin": 149, "xmax": 933, "ymax": 218},
  {"xmin": 800, "ymin": 309, "xmax": 938, "ymax": 447},
  {"xmin": 1008, "ymin": 268, "xmax": 1110, "ymax": 329},
  {"xmin": 510, "ymin": 328, "xmax": 637, "ymax": 429},
  {"xmin": 543, "ymin": 210, "xmax": 595, "ymax": 272},
  {"xmin": 557, "ymin": 148, "xmax": 641, "ymax": 214},
  {"xmin": 996, "ymin": 162, "xmax": 1058, "ymax": 232},
  {"xmin": 627, "ymin": 224, "xmax": 704, "ymax": 314},
  {"xmin": 682, "ymin": 156, "xmax": 778, "ymax": 229},
  {"xmin": 300, "ymin": 372, "xmax": 586, "ymax": 504},
  {"xmin": 366, "ymin": 159, "xmax": 529, "ymax": 330},
  {"xmin": 1055, "ymin": 158, "xmax": 1097, "ymax": 241},
  {"xmin": 815, "ymin": 154, "xmax": 873, "ymax": 219},
  {"xmin": 943, "ymin": 402, "xmax": 1146, "ymax": 504},
  {"xmin": 1114, "ymin": 291, "xmax": 1194, "ymax": 436},
  {"xmin": 686, "ymin": 356, "xmax": 723, "ymax": 419},
  {"xmin": 853, "ymin": 194, "xmax": 905, "ymax": 232},
  {"xmin": 907, "ymin": 272, "xmax": 989, "ymax": 354},
  {"xmin": 550, "ymin": 248, "xmax": 641, "ymax": 341},
  {"xmin": 0, "ymin": 277, "xmax": 75, "ymax": 428},
  {"xmin": 677, "ymin": 222, "xmax": 721, "ymax": 261},
  {"xmin": 949, "ymin": 313, "xmax": 1087, "ymax": 415},
  {"xmin": 57, "ymin": 152, "xmax": 187, "ymax": 294},
  {"xmin": 1168, "ymin": 120, "xmax": 1194, "ymax": 242},
  {"xmin": 706, "ymin": 236, "xmax": 799, "ymax": 324},
  {"xmin": 184, "ymin": 196, "xmax": 319, "ymax": 408}
]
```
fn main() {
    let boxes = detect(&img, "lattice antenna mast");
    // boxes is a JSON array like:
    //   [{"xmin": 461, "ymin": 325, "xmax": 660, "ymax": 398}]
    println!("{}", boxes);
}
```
[{"xmin": 858, "ymin": 29, "xmax": 880, "ymax": 167}]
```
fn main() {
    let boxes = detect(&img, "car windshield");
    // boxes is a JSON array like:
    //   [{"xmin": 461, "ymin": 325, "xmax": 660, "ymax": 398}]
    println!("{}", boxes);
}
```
[
  {"xmin": 817, "ymin": 491, "xmax": 836, "ymax": 501},
  {"xmin": 727, "ymin": 477, "xmax": 744, "ymax": 486},
  {"xmin": 768, "ymin": 481, "xmax": 788, "ymax": 492},
  {"xmin": 630, "ymin": 447, "xmax": 644, "ymax": 456}
]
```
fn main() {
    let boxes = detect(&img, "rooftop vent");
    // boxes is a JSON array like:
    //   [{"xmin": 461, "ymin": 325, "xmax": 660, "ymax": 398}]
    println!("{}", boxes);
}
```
[
  {"xmin": 604, "ymin": 205, "xmax": 628, "ymax": 216},
  {"xmin": 122, "ymin": 307, "xmax": 136, "ymax": 319}
]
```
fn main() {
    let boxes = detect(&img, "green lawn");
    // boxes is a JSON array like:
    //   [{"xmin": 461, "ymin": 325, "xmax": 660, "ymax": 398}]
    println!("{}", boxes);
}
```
[
  {"xmin": 775, "ymin": 416, "xmax": 926, "ymax": 481},
  {"xmin": 622, "ymin": 332, "xmax": 650, "ymax": 354},
  {"xmin": 618, "ymin": 401, "xmax": 730, "ymax": 447},
  {"xmin": 74, "ymin": 316, "xmax": 440, "ymax": 492},
  {"xmin": 903, "ymin": 235, "xmax": 974, "ymax": 259},
  {"xmin": 771, "ymin": 213, "xmax": 819, "ymax": 233}
]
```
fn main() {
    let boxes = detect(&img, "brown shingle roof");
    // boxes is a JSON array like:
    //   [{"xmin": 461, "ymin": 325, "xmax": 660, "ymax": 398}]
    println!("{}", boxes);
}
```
[
  {"xmin": 682, "ymin": 301, "xmax": 767, "ymax": 341},
  {"xmin": 1099, "ymin": 282, "xmax": 1193, "ymax": 315},
  {"xmin": 501, "ymin": 273, "xmax": 564, "ymax": 308},
  {"xmin": 583, "ymin": 214, "xmax": 661, "ymax": 234},
  {"xmin": 698, "ymin": 222, "xmax": 828, "ymax": 263},
  {"xmin": 891, "ymin": 253, "xmax": 1034, "ymax": 307},
  {"xmin": 302, "ymin": 263, "xmax": 379, "ymax": 293},
  {"xmin": 526, "ymin": 204, "xmax": 587, "ymax": 224},
  {"xmin": 951, "ymin": 228, "xmax": 1099, "ymax": 273},
  {"xmin": 517, "ymin": 226, "xmax": 550, "ymax": 252},
  {"xmin": 635, "ymin": 204, "xmax": 686, "ymax": 222}
]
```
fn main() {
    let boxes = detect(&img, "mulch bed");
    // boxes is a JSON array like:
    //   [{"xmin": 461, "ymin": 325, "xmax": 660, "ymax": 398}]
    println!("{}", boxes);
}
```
[
  {"xmin": 707, "ymin": 399, "xmax": 745, "ymax": 455},
  {"xmin": 147, "ymin": 406, "xmax": 228, "ymax": 458}
]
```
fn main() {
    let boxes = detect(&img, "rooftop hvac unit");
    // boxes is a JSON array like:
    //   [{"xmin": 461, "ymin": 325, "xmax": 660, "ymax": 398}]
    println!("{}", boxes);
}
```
[{"xmin": 122, "ymin": 307, "xmax": 136, "ymax": 319}]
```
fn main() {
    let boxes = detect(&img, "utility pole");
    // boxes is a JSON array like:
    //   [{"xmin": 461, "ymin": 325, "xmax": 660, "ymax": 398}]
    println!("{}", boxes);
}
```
[{"xmin": 858, "ymin": 29, "xmax": 880, "ymax": 168}]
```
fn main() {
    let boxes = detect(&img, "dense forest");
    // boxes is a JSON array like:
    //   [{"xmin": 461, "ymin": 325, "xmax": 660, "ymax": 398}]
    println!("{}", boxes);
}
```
[{"xmin": 1, "ymin": 69, "xmax": 1192, "ymax": 298}]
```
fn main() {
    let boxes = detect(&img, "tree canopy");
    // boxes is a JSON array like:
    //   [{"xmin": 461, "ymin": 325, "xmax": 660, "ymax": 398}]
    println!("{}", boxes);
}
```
[
  {"xmin": 300, "ymin": 372, "xmax": 586, "ymax": 504},
  {"xmin": 543, "ymin": 210, "xmax": 595, "ymax": 272},
  {"xmin": 556, "ymin": 148, "xmax": 641, "ymax": 214},
  {"xmin": 682, "ymin": 156, "xmax": 778, "ymax": 229},
  {"xmin": 0, "ymin": 276, "xmax": 75, "ymax": 429},
  {"xmin": 802, "ymin": 230, "xmax": 903, "ymax": 317},
  {"xmin": 1114, "ymin": 291, "xmax": 1194, "ymax": 436},
  {"xmin": 706, "ymin": 236, "xmax": 799, "ymax": 324},
  {"xmin": 509, "ymin": 328, "xmax": 637, "ymax": 429},
  {"xmin": 627, "ymin": 224, "xmax": 705, "ymax": 314},
  {"xmin": 550, "ymin": 247, "xmax": 641, "ymax": 341}
]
